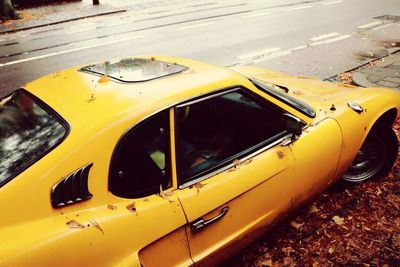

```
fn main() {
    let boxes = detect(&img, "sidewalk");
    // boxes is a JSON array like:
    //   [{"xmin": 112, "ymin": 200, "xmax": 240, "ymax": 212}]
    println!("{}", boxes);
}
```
[
  {"xmin": 0, "ymin": 0, "xmax": 126, "ymax": 34},
  {"xmin": 351, "ymin": 51, "xmax": 400, "ymax": 89},
  {"xmin": 0, "ymin": 0, "xmax": 204, "ymax": 34}
]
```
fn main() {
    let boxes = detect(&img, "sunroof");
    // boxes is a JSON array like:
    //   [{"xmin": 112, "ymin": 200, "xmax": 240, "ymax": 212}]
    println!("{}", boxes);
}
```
[{"xmin": 80, "ymin": 58, "xmax": 188, "ymax": 82}]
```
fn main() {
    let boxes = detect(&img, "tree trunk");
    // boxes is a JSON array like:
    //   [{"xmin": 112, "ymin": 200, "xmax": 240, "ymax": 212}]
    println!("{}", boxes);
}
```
[{"xmin": 0, "ymin": 0, "xmax": 20, "ymax": 21}]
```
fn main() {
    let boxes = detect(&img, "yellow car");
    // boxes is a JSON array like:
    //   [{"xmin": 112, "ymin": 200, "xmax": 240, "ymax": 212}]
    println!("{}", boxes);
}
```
[{"xmin": 0, "ymin": 56, "xmax": 399, "ymax": 267}]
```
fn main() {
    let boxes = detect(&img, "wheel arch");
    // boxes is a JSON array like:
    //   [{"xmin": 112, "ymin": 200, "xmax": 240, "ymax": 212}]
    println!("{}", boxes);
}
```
[{"xmin": 371, "ymin": 108, "xmax": 398, "ymax": 130}]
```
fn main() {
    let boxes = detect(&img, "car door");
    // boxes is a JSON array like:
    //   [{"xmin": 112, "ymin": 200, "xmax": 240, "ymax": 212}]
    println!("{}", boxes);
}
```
[
  {"xmin": 107, "ymin": 110, "xmax": 194, "ymax": 267},
  {"xmin": 173, "ymin": 88, "xmax": 299, "ymax": 266}
]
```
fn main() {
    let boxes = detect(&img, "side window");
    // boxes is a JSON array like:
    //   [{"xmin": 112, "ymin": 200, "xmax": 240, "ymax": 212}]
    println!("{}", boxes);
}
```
[
  {"xmin": 109, "ymin": 110, "xmax": 170, "ymax": 198},
  {"xmin": 175, "ymin": 89, "xmax": 287, "ymax": 184}
]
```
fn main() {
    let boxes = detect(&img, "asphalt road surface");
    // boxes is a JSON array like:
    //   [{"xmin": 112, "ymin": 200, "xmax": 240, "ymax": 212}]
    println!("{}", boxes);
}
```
[{"xmin": 0, "ymin": 0, "xmax": 400, "ymax": 95}]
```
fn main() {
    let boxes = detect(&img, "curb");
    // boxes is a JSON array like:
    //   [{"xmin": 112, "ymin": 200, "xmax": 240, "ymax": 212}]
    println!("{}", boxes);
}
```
[
  {"xmin": 0, "ymin": 9, "xmax": 126, "ymax": 35},
  {"xmin": 351, "ymin": 49, "xmax": 400, "ymax": 88},
  {"xmin": 324, "ymin": 48, "xmax": 400, "ymax": 85}
]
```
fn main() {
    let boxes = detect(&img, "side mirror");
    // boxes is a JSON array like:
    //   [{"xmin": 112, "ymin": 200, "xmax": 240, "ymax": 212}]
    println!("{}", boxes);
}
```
[{"xmin": 282, "ymin": 113, "xmax": 303, "ymax": 146}]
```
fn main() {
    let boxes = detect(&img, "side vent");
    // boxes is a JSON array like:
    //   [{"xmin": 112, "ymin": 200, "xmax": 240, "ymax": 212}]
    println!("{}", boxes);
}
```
[{"xmin": 51, "ymin": 163, "xmax": 93, "ymax": 208}]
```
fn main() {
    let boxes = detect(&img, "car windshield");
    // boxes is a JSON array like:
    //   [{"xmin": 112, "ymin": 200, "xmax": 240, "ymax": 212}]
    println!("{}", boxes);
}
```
[
  {"xmin": 251, "ymin": 78, "xmax": 316, "ymax": 118},
  {"xmin": 0, "ymin": 90, "xmax": 68, "ymax": 186}
]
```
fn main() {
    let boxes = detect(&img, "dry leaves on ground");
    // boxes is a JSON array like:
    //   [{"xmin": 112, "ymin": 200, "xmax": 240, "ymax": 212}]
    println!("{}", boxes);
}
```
[{"xmin": 228, "ymin": 120, "xmax": 400, "ymax": 266}]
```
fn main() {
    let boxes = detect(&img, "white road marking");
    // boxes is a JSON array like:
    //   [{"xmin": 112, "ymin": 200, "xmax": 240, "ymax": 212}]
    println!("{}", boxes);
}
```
[
  {"xmin": 310, "ymin": 34, "xmax": 351, "ymax": 46},
  {"xmin": 291, "ymin": 45, "xmax": 308, "ymax": 51},
  {"xmin": 0, "ymin": 35, "xmax": 145, "ymax": 67},
  {"xmin": 372, "ymin": 23, "xmax": 394, "ymax": 31},
  {"xmin": 67, "ymin": 22, "xmax": 96, "ymax": 29},
  {"xmin": 323, "ymin": 1, "xmax": 343, "ymax": 5},
  {"xmin": 238, "ymin": 47, "xmax": 281, "ymax": 60},
  {"xmin": 286, "ymin": 5, "xmax": 313, "ymax": 11},
  {"xmin": 241, "ymin": 11, "xmax": 271, "ymax": 19},
  {"xmin": 180, "ymin": 22, "xmax": 215, "ymax": 30},
  {"xmin": 358, "ymin": 21, "xmax": 382, "ymax": 29},
  {"xmin": 253, "ymin": 50, "xmax": 293, "ymax": 63},
  {"xmin": 66, "ymin": 26, "xmax": 97, "ymax": 35},
  {"xmin": 310, "ymin": 32, "xmax": 340, "ymax": 41}
]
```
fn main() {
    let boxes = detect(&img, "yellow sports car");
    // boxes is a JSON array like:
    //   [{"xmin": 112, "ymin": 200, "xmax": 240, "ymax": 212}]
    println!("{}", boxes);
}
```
[{"xmin": 0, "ymin": 56, "xmax": 399, "ymax": 267}]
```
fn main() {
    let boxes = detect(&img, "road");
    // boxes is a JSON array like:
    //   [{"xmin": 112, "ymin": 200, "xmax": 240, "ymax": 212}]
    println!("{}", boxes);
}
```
[{"xmin": 0, "ymin": 0, "xmax": 400, "ymax": 95}]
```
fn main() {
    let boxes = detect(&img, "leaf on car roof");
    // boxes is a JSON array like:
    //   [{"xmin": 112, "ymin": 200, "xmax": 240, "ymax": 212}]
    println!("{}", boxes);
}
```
[
  {"xmin": 66, "ymin": 220, "xmax": 86, "ymax": 229},
  {"xmin": 98, "ymin": 75, "xmax": 110, "ymax": 84}
]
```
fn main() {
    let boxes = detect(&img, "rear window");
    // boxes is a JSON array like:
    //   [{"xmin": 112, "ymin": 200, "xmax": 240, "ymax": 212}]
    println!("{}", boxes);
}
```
[{"xmin": 0, "ymin": 90, "xmax": 68, "ymax": 186}]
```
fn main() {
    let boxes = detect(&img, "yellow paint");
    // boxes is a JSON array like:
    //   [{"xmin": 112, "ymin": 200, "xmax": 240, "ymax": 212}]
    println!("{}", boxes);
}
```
[{"xmin": 1, "ymin": 56, "xmax": 399, "ymax": 266}]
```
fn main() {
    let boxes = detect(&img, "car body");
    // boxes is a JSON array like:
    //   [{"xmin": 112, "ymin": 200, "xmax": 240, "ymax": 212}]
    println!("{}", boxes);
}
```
[{"xmin": 0, "ymin": 56, "xmax": 399, "ymax": 267}]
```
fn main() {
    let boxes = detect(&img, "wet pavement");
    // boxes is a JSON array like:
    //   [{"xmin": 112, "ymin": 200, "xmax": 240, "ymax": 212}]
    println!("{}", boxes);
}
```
[{"xmin": 0, "ymin": 0, "xmax": 400, "ymax": 95}]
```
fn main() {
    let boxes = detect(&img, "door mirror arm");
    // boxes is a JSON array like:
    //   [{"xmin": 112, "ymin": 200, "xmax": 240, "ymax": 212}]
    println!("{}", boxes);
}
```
[{"xmin": 281, "ymin": 113, "xmax": 304, "ymax": 146}]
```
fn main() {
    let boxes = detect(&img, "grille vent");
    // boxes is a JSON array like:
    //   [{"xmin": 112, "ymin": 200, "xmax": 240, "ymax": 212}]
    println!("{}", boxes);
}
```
[{"xmin": 51, "ymin": 163, "xmax": 93, "ymax": 208}]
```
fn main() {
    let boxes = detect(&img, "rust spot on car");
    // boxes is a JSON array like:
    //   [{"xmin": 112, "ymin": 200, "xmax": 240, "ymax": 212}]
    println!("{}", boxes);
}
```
[
  {"xmin": 89, "ymin": 219, "xmax": 104, "ymax": 234},
  {"xmin": 276, "ymin": 151, "xmax": 285, "ymax": 159},
  {"xmin": 126, "ymin": 202, "xmax": 138, "ymax": 215},
  {"xmin": 66, "ymin": 220, "xmax": 86, "ymax": 229},
  {"xmin": 107, "ymin": 204, "xmax": 117, "ymax": 210}
]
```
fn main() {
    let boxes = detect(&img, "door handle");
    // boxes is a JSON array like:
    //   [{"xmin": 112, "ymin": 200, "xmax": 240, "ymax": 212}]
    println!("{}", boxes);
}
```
[{"xmin": 191, "ymin": 207, "xmax": 229, "ymax": 232}]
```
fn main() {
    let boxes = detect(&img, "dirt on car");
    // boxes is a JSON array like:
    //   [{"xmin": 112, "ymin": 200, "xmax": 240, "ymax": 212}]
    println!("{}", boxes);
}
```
[{"xmin": 228, "ymin": 119, "xmax": 400, "ymax": 266}]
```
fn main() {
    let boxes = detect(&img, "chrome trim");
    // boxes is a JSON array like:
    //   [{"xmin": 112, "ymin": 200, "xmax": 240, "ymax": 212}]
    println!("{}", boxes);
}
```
[
  {"xmin": 178, "ymin": 137, "xmax": 286, "ymax": 189},
  {"xmin": 176, "ymin": 88, "xmax": 239, "ymax": 108},
  {"xmin": 347, "ymin": 101, "xmax": 364, "ymax": 113}
]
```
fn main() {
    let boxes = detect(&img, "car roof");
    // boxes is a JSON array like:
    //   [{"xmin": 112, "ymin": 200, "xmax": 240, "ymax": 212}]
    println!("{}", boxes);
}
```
[{"xmin": 24, "ymin": 56, "xmax": 248, "ymax": 131}]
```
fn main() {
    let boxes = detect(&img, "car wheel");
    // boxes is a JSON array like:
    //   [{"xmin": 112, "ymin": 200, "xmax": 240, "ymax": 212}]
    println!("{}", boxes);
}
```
[{"xmin": 342, "ymin": 124, "xmax": 398, "ymax": 183}]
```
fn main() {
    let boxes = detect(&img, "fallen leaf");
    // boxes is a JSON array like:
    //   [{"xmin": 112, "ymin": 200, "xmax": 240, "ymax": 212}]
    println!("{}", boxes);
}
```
[
  {"xmin": 332, "ymin": 215, "xmax": 344, "ymax": 225},
  {"xmin": 98, "ymin": 75, "xmax": 109, "ymax": 83},
  {"xmin": 107, "ymin": 204, "xmax": 117, "ymax": 210},
  {"xmin": 290, "ymin": 220, "xmax": 304, "ymax": 230},
  {"xmin": 159, "ymin": 185, "xmax": 174, "ymax": 202},
  {"xmin": 66, "ymin": 220, "xmax": 85, "ymax": 229},
  {"xmin": 276, "ymin": 151, "xmax": 285, "ymax": 159},
  {"xmin": 89, "ymin": 219, "xmax": 104, "ymax": 234},
  {"xmin": 328, "ymin": 247, "xmax": 335, "ymax": 254},
  {"xmin": 126, "ymin": 202, "xmax": 138, "ymax": 215},
  {"xmin": 309, "ymin": 203, "xmax": 319, "ymax": 213}
]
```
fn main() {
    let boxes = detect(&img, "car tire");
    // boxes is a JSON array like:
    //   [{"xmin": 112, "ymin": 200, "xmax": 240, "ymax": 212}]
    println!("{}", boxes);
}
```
[{"xmin": 342, "ymin": 124, "xmax": 399, "ymax": 183}]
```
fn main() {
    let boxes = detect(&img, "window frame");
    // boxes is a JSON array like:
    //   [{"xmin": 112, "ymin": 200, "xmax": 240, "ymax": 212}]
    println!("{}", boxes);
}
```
[
  {"xmin": 108, "ymin": 109, "xmax": 172, "ymax": 199},
  {"xmin": 0, "ymin": 88, "xmax": 70, "ymax": 188},
  {"xmin": 174, "ymin": 86, "xmax": 292, "ymax": 189}
]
